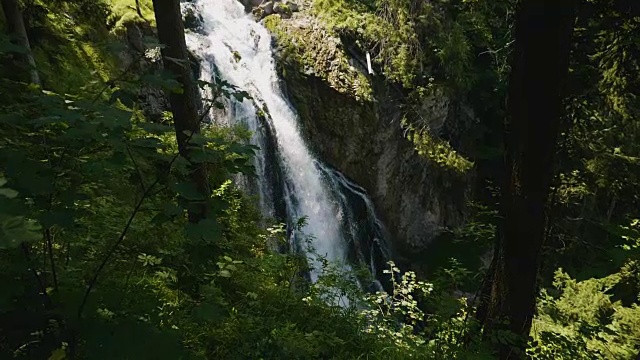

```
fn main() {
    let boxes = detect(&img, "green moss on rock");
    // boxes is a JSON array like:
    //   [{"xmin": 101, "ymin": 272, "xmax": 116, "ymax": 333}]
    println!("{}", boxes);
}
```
[{"xmin": 263, "ymin": 14, "xmax": 372, "ymax": 102}]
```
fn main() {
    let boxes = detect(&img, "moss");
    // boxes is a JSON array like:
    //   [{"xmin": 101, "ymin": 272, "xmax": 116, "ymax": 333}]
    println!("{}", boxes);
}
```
[
  {"xmin": 264, "ymin": 14, "xmax": 373, "ymax": 102},
  {"xmin": 2, "ymin": 1, "xmax": 119, "ymax": 94},
  {"xmin": 34, "ymin": 4, "xmax": 123, "ymax": 94},
  {"xmin": 277, "ymin": 3, "xmax": 293, "ymax": 17},
  {"xmin": 402, "ymin": 117, "xmax": 474, "ymax": 175},
  {"xmin": 107, "ymin": 0, "xmax": 156, "ymax": 32}
]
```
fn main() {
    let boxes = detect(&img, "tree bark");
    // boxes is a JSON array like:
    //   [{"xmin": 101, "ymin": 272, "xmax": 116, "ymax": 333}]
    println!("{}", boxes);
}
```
[
  {"xmin": 477, "ymin": 0, "xmax": 577, "ymax": 358},
  {"xmin": 152, "ymin": 0, "xmax": 209, "ymax": 222},
  {"xmin": 1, "ymin": 0, "xmax": 40, "ymax": 85}
]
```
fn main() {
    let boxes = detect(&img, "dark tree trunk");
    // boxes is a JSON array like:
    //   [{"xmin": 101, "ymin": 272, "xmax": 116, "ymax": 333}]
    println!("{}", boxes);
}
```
[
  {"xmin": 152, "ymin": 0, "xmax": 209, "ymax": 222},
  {"xmin": 477, "ymin": 0, "xmax": 577, "ymax": 358},
  {"xmin": 1, "ymin": 0, "xmax": 40, "ymax": 84}
]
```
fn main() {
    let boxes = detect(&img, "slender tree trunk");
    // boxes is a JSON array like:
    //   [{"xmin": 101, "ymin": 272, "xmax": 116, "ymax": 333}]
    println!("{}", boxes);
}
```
[
  {"xmin": 1, "ymin": 0, "xmax": 40, "ymax": 85},
  {"xmin": 477, "ymin": 0, "xmax": 577, "ymax": 358},
  {"xmin": 152, "ymin": 0, "xmax": 209, "ymax": 222},
  {"xmin": 606, "ymin": 195, "xmax": 616, "ymax": 223}
]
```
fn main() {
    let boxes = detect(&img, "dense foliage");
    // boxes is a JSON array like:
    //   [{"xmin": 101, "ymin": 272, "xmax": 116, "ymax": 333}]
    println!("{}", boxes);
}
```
[{"xmin": 1, "ymin": 0, "xmax": 639, "ymax": 359}]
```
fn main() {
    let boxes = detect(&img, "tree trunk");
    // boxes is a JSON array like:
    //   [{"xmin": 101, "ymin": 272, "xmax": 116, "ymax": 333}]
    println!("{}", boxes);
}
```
[
  {"xmin": 152, "ymin": 0, "xmax": 209, "ymax": 222},
  {"xmin": 477, "ymin": 0, "xmax": 577, "ymax": 358},
  {"xmin": 1, "ymin": 0, "xmax": 40, "ymax": 85}
]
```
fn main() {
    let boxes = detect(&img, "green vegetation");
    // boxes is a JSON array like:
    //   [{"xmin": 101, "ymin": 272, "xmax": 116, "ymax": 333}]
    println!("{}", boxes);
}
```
[
  {"xmin": 402, "ymin": 117, "xmax": 474, "ymax": 175},
  {"xmin": 530, "ymin": 266, "xmax": 640, "ymax": 359},
  {"xmin": 306, "ymin": 0, "xmax": 511, "ymax": 174},
  {"xmin": 1, "ymin": 0, "xmax": 639, "ymax": 359},
  {"xmin": 108, "ymin": 0, "xmax": 155, "ymax": 31},
  {"xmin": 264, "ymin": 14, "xmax": 373, "ymax": 101}
]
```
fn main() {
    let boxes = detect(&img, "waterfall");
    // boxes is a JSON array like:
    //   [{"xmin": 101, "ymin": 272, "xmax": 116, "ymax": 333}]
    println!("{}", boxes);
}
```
[{"xmin": 184, "ymin": 0, "xmax": 389, "ymax": 291}]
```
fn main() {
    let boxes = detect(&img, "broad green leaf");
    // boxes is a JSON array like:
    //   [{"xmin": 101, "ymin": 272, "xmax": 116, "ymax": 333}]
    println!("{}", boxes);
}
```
[
  {"xmin": 139, "ymin": 122, "xmax": 175, "ymax": 134},
  {"xmin": 0, "ymin": 188, "xmax": 18, "ymax": 199},
  {"xmin": 39, "ymin": 210, "xmax": 75, "ymax": 228},
  {"xmin": 163, "ymin": 203, "xmax": 184, "ymax": 217},
  {"xmin": 108, "ymin": 88, "xmax": 137, "ymax": 108},
  {"xmin": 48, "ymin": 348, "xmax": 66, "ymax": 360},
  {"xmin": 189, "ymin": 148, "xmax": 221, "ymax": 163},
  {"xmin": 131, "ymin": 137, "xmax": 164, "ymax": 149},
  {"xmin": 142, "ymin": 73, "xmax": 183, "ymax": 94},
  {"xmin": 185, "ymin": 218, "xmax": 221, "ymax": 242},
  {"xmin": 0, "ymin": 215, "xmax": 41, "ymax": 248},
  {"xmin": 172, "ymin": 182, "xmax": 206, "ymax": 201}
]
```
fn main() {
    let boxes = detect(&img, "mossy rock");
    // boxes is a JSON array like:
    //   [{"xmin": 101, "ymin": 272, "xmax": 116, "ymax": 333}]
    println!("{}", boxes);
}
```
[{"xmin": 263, "ymin": 14, "xmax": 372, "ymax": 102}]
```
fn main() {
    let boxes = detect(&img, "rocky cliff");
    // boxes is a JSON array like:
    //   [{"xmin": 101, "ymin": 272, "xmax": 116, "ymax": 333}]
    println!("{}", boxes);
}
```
[{"xmin": 260, "ymin": 9, "xmax": 473, "ymax": 262}]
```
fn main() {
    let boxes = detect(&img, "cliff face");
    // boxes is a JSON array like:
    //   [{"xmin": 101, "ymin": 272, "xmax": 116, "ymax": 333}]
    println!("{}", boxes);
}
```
[{"xmin": 263, "ymin": 12, "xmax": 472, "ymax": 260}]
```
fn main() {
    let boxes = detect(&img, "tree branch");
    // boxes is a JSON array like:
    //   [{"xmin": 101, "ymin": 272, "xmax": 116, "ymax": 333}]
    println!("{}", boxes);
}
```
[
  {"xmin": 77, "ymin": 111, "xmax": 210, "ymax": 318},
  {"xmin": 45, "ymin": 228, "xmax": 58, "ymax": 292},
  {"xmin": 126, "ymin": 145, "xmax": 147, "ymax": 192}
]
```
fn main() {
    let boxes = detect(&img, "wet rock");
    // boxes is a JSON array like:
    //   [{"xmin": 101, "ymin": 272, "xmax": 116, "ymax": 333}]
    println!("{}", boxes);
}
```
[
  {"xmin": 117, "ymin": 23, "xmax": 170, "ymax": 123},
  {"xmin": 261, "ymin": 1, "xmax": 274, "ymax": 15},
  {"xmin": 273, "ymin": 2, "xmax": 292, "ymax": 18},
  {"xmin": 267, "ymin": 16, "xmax": 471, "ymax": 259},
  {"xmin": 284, "ymin": 0, "xmax": 299, "ymax": 12},
  {"xmin": 240, "ymin": 0, "xmax": 299, "ymax": 19},
  {"xmin": 239, "ymin": 0, "xmax": 263, "ymax": 11},
  {"xmin": 182, "ymin": 3, "xmax": 204, "ymax": 33}
]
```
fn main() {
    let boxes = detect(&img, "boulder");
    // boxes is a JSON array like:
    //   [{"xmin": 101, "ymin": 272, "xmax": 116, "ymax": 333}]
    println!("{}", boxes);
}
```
[
  {"xmin": 284, "ymin": 0, "xmax": 299, "ymax": 12},
  {"xmin": 261, "ymin": 1, "xmax": 274, "ymax": 15},
  {"xmin": 238, "ymin": 0, "xmax": 264, "ymax": 11},
  {"xmin": 273, "ymin": 2, "xmax": 292, "ymax": 18}
]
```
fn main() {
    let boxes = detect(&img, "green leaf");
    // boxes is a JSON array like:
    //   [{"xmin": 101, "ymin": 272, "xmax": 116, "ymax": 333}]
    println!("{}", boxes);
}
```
[
  {"xmin": 0, "ymin": 215, "xmax": 41, "ymax": 249},
  {"xmin": 163, "ymin": 203, "xmax": 184, "ymax": 217},
  {"xmin": 232, "ymin": 90, "xmax": 251, "ymax": 102},
  {"xmin": 187, "ymin": 133, "xmax": 213, "ymax": 146},
  {"xmin": 142, "ymin": 73, "xmax": 183, "ymax": 94},
  {"xmin": 189, "ymin": 148, "xmax": 221, "ymax": 163},
  {"xmin": 172, "ymin": 182, "xmax": 206, "ymax": 201},
  {"xmin": 82, "ymin": 318, "xmax": 190, "ymax": 360},
  {"xmin": 39, "ymin": 210, "xmax": 75, "ymax": 228},
  {"xmin": 139, "ymin": 122, "xmax": 175, "ymax": 134},
  {"xmin": 48, "ymin": 348, "xmax": 66, "ymax": 360},
  {"xmin": 131, "ymin": 137, "xmax": 164, "ymax": 149},
  {"xmin": 109, "ymin": 89, "xmax": 136, "ymax": 108},
  {"xmin": 185, "ymin": 218, "xmax": 221, "ymax": 242},
  {"xmin": 0, "ymin": 188, "xmax": 18, "ymax": 199}
]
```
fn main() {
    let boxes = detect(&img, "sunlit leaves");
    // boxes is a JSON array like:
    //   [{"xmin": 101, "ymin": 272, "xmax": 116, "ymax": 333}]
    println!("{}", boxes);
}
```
[{"xmin": 138, "ymin": 253, "xmax": 162, "ymax": 267}]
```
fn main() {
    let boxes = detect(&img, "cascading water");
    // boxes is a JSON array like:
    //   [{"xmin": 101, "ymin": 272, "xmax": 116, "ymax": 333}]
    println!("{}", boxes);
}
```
[{"xmin": 184, "ymin": 0, "xmax": 389, "ymax": 292}]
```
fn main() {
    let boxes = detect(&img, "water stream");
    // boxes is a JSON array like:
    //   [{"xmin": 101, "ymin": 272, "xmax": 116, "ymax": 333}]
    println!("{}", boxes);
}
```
[{"xmin": 184, "ymin": 0, "xmax": 389, "ymax": 291}]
